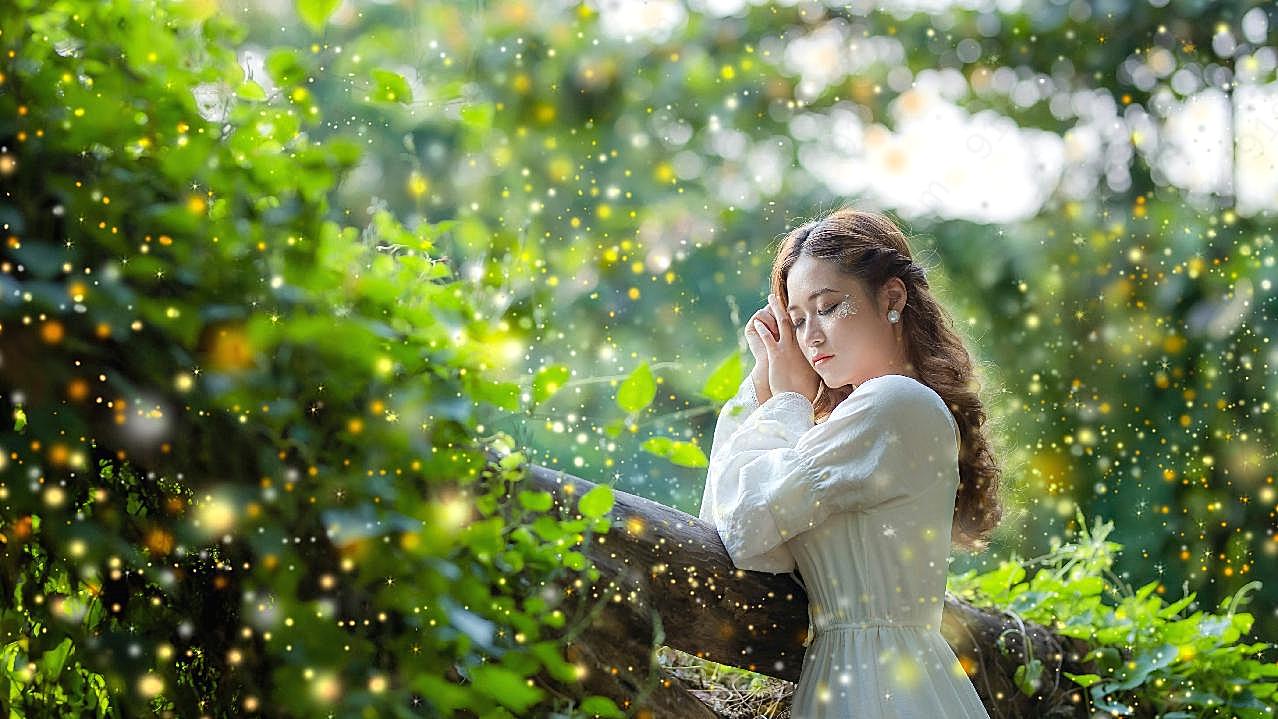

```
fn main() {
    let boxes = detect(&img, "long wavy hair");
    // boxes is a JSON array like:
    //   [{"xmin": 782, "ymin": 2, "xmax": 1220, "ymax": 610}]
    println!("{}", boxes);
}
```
[{"xmin": 769, "ymin": 205, "xmax": 1003, "ymax": 552}]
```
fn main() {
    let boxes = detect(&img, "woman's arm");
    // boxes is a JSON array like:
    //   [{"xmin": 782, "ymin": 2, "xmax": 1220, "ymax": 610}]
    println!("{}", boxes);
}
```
[
  {"xmin": 698, "ymin": 371, "xmax": 761, "ymax": 525},
  {"xmin": 700, "ymin": 376, "xmax": 957, "ymax": 572}
]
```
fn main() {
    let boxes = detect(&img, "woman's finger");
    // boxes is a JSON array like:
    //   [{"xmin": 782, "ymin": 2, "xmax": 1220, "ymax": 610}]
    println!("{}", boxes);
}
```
[
  {"xmin": 758, "ymin": 308, "xmax": 779, "ymax": 339},
  {"xmin": 749, "ymin": 308, "xmax": 776, "ymax": 340},
  {"xmin": 753, "ymin": 320, "xmax": 773, "ymax": 349},
  {"xmin": 767, "ymin": 293, "xmax": 791, "ymax": 344}
]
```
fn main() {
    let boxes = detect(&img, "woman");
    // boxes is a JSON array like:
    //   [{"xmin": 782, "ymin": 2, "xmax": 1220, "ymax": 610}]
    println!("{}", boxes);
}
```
[{"xmin": 698, "ymin": 206, "xmax": 1002, "ymax": 718}]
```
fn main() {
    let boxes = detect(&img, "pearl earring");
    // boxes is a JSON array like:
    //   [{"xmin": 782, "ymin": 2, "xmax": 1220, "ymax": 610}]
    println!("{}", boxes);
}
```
[{"xmin": 887, "ymin": 309, "xmax": 901, "ymax": 323}]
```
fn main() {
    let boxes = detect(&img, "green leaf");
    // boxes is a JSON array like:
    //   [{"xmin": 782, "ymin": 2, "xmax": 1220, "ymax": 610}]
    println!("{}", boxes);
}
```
[
  {"xmin": 562, "ymin": 551, "xmax": 585, "ymax": 571},
  {"xmin": 412, "ymin": 673, "xmax": 471, "ymax": 713},
  {"xmin": 1108, "ymin": 643, "xmax": 1180, "ymax": 691},
  {"xmin": 38, "ymin": 638, "xmax": 74, "ymax": 681},
  {"xmin": 616, "ymin": 362, "xmax": 656, "ymax": 414},
  {"xmin": 702, "ymin": 352, "xmax": 745, "ymax": 403},
  {"xmin": 1071, "ymin": 575, "xmax": 1104, "ymax": 597},
  {"xmin": 325, "ymin": 137, "xmax": 363, "ymax": 167},
  {"xmin": 296, "ymin": 0, "xmax": 340, "ymax": 34},
  {"xmin": 370, "ymin": 68, "xmax": 412, "ymax": 104},
  {"xmin": 1062, "ymin": 672, "xmax": 1101, "ymax": 688},
  {"xmin": 459, "ymin": 103, "xmax": 495, "ymax": 131},
  {"xmin": 469, "ymin": 664, "xmax": 544, "ymax": 713},
  {"xmin": 578, "ymin": 484, "xmax": 614, "ymax": 519},
  {"xmin": 580, "ymin": 695, "xmax": 626, "ymax": 718},
  {"xmin": 1013, "ymin": 658, "xmax": 1042, "ymax": 696},
  {"xmin": 13, "ymin": 406, "xmax": 25, "ymax": 433},
  {"xmin": 640, "ymin": 436, "xmax": 708, "ymax": 468},
  {"xmin": 236, "ymin": 80, "xmax": 267, "ymax": 101},
  {"xmin": 530, "ymin": 641, "xmax": 578, "ymax": 683},
  {"xmin": 602, "ymin": 418, "xmax": 625, "ymax": 438},
  {"xmin": 266, "ymin": 48, "xmax": 307, "ymax": 87},
  {"xmin": 465, "ymin": 374, "xmax": 520, "ymax": 412},
  {"xmin": 532, "ymin": 364, "xmax": 571, "ymax": 405},
  {"xmin": 518, "ymin": 490, "xmax": 553, "ymax": 513}
]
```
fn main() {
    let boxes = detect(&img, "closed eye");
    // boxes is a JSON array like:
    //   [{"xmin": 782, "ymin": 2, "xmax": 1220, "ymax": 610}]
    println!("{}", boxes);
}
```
[{"xmin": 792, "ymin": 305, "xmax": 835, "ymax": 328}]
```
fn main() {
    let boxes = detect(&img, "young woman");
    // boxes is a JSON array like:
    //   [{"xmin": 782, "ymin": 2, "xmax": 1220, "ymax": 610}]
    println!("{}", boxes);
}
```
[{"xmin": 698, "ymin": 206, "xmax": 1002, "ymax": 718}]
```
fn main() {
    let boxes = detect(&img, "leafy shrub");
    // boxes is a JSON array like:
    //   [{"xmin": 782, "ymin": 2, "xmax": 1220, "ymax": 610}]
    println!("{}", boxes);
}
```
[
  {"xmin": 949, "ymin": 509, "xmax": 1276, "ymax": 718},
  {"xmin": 0, "ymin": 0, "xmax": 619, "ymax": 715}
]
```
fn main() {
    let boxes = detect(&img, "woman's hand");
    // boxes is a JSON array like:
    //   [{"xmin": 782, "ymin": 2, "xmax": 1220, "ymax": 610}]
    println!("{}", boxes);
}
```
[
  {"xmin": 744, "ymin": 304, "xmax": 779, "ymax": 403},
  {"xmin": 754, "ymin": 292, "xmax": 821, "ymax": 403},
  {"xmin": 744, "ymin": 304, "xmax": 779, "ymax": 372}
]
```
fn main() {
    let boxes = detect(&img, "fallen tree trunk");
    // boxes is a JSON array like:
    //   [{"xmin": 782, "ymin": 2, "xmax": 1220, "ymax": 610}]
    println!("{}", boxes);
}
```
[{"xmin": 483, "ymin": 446, "xmax": 1111, "ymax": 718}]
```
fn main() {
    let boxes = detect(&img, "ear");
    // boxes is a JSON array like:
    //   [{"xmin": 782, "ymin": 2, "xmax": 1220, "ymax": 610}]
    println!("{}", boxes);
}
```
[{"xmin": 879, "ymin": 277, "xmax": 907, "ymax": 314}]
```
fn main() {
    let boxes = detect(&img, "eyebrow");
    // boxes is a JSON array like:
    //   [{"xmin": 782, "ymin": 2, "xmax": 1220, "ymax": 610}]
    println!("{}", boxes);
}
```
[{"xmin": 787, "ymin": 287, "xmax": 840, "ymax": 311}]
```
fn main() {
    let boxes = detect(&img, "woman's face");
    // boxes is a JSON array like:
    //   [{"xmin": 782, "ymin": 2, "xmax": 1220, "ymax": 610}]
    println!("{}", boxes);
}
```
[{"xmin": 783, "ymin": 253, "xmax": 906, "ymax": 389}]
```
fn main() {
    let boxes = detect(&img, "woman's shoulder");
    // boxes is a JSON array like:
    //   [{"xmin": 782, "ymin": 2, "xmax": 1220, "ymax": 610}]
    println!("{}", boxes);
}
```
[{"xmin": 833, "ymin": 374, "xmax": 951, "ymax": 426}]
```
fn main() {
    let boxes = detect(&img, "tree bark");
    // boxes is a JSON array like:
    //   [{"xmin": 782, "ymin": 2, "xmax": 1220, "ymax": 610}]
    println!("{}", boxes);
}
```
[{"xmin": 486, "ymin": 447, "xmax": 1111, "ymax": 719}]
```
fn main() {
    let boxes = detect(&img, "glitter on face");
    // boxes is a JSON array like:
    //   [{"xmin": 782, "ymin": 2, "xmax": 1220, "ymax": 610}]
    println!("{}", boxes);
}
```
[{"xmin": 834, "ymin": 293, "xmax": 856, "ymax": 319}]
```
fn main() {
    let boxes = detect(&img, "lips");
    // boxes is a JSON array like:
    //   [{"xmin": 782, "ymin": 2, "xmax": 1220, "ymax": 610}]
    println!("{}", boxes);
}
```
[{"xmin": 813, "ymin": 354, "xmax": 833, "ymax": 365}]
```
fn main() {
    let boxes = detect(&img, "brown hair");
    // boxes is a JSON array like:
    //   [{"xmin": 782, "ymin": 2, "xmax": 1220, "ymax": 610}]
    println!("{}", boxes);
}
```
[{"xmin": 769, "ymin": 204, "xmax": 1003, "ymax": 552}]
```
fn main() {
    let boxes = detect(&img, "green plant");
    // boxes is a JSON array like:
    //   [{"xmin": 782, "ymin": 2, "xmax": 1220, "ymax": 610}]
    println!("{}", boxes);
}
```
[{"xmin": 949, "ymin": 509, "xmax": 1277, "ymax": 718}]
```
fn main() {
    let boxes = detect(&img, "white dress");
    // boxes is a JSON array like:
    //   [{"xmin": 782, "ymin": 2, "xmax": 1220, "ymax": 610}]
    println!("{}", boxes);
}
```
[{"xmin": 698, "ymin": 373, "xmax": 991, "ymax": 719}]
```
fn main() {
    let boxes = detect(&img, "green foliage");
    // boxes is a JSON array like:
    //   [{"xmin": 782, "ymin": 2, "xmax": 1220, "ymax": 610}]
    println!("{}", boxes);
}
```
[
  {"xmin": 640, "ymin": 436, "xmax": 709, "ymax": 468},
  {"xmin": 0, "ymin": 0, "xmax": 633, "ymax": 715},
  {"xmin": 701, "ymin": 352, "xmax": 747, "ymax": 404},
  {"xmin": 531, "ymin": 363, "xmax": 571, "ymax": 406},
  {"xmin": 0, "ymin": 636, "xmax": 111, "ymax": 717},
  {"xmin": 295, "ymin": 0, "xmax": 340, "ymax": 35},
  {"xmin": 950, "ymin": 508, "xmax": 1276, "ymax": 718},
  {"xmin": 577, "ymin": 484, "xmax": 615, "ymax": 520},
  {"xmin": 369, "ymin": 68, "xmax": 412, "ymax": 105},
  {"xmin": 615, "ymin": 361, "xmax": 657, "ymax": 414}
]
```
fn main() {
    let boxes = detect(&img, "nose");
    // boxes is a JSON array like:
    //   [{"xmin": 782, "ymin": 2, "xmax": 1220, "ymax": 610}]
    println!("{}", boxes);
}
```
[{"xmin": 803, "ymin": 325, "xmax": 824, "ymax": 351}]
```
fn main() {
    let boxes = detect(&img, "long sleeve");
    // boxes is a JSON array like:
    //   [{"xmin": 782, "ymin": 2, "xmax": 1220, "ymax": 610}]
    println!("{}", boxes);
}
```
[
  {"xmin": 700, "ymin": 374, "xmax": 959, "ymax": 574},
  {"xmin": 698, "ymin": 371, "xmax": 760, "ymax": 523}
]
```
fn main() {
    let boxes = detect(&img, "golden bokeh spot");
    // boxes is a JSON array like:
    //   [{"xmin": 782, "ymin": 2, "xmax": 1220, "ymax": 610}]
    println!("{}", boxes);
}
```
[
  {"xmin": 197, "ymin": 496, "xmax": 237, "ymax": 535},
  {"xmin": 145, "ymin": 527, "xmax": 174, "ymax": 555},
  {"xmin": 41, "ymin": 320, "xmax": 64, "ymax": 344},
  {"xmin": 312, "ymin": 672, "xmax": 341, "ymax": 703},
  {"xmin": 47, "ymin": 443, "xmax": 71, "ymax": 467},
  {"xmin": 137, "ymin": 673, "xmax": 165, "ymax": 699},
  {"xmin": 205, "ymin": 324, "xmax": 254, "ymax": 371},
  {"xmin": 67, "ymin": 378, "xmax": 89, "ymax": 401}
]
